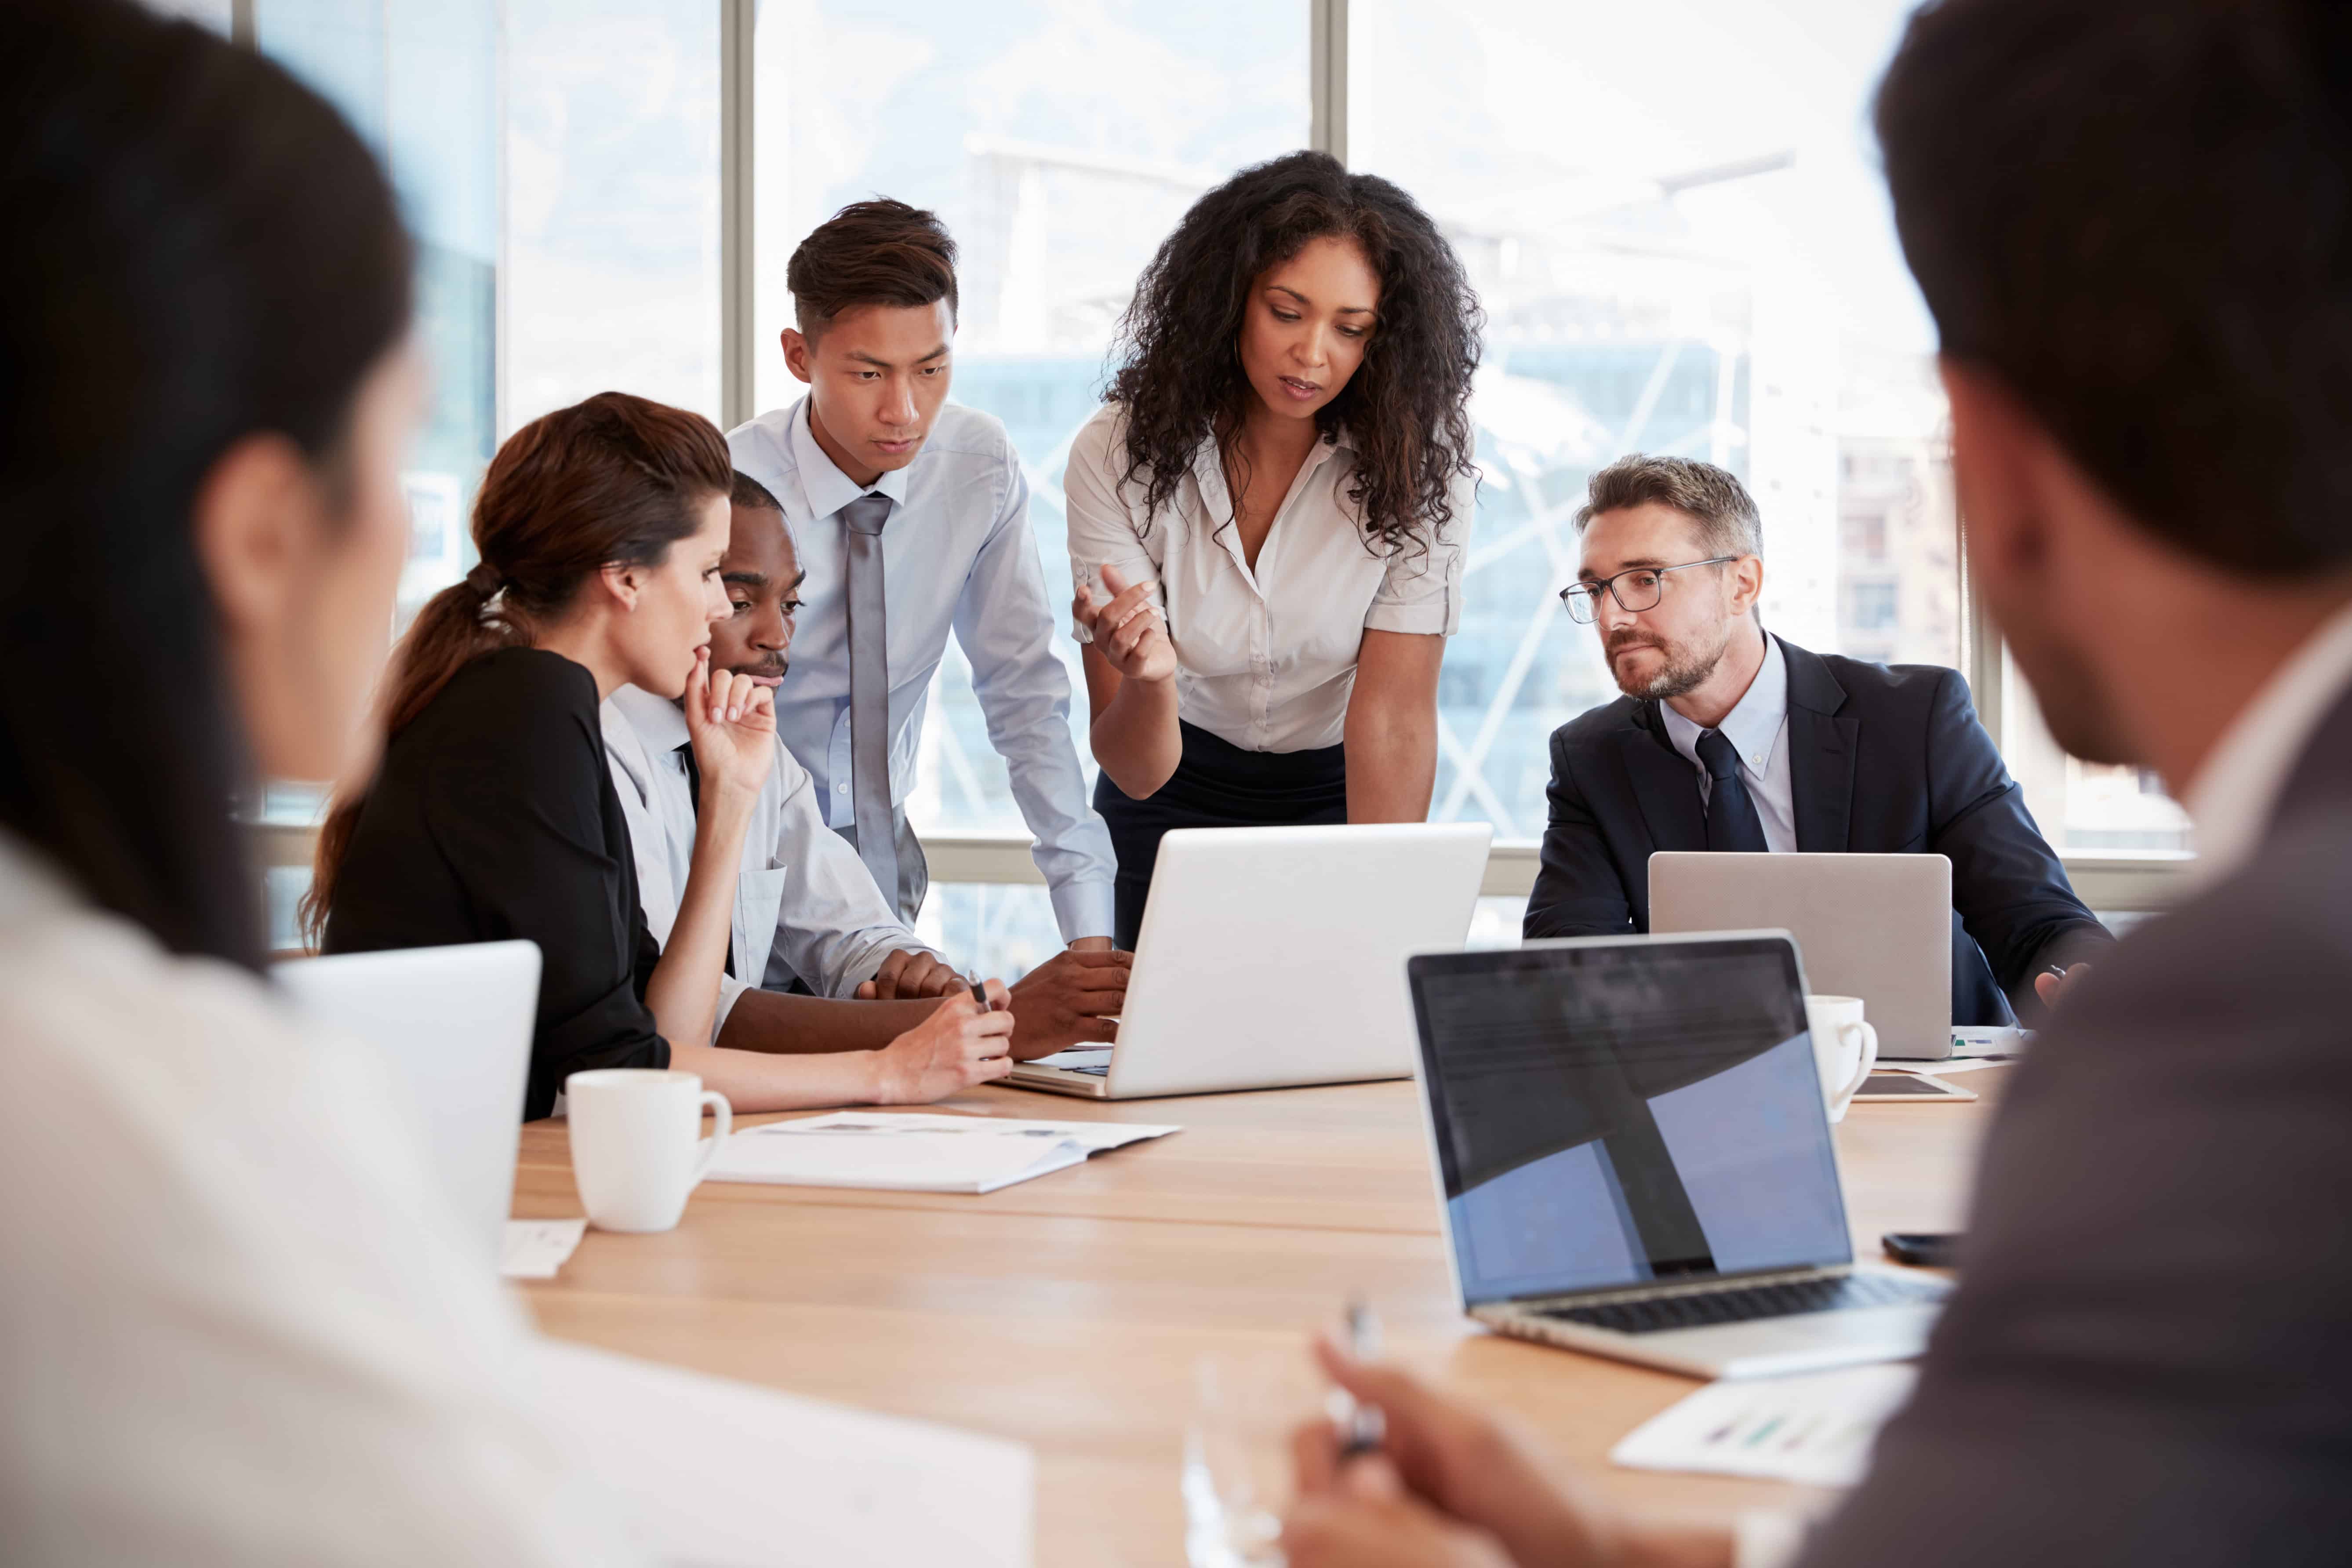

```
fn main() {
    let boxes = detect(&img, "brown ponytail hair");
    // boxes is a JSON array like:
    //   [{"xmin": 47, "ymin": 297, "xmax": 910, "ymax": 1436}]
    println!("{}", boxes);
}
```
[{"xmin": 302, "ymin": 390, "xmax": 733, "ymax": 942}]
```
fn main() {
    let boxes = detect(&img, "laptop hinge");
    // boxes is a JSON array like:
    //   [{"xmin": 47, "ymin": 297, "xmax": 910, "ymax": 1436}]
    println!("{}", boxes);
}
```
[{"xmin": 1498, "ymin": 1262, "xmax": 1854, "ymax": 1314}]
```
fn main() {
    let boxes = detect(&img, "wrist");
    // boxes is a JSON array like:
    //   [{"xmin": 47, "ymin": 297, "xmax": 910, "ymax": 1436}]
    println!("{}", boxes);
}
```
[
  {"xmin": 1611, "ymin": 1521, "xmax": 1739, "ymax": 1568},
  {"xmin": 697, "ymin": 777, "xmax": 760, "ymax": 827},
  {"xmin": 861, "ymin": 1045, "xmax": 903, "ymax": 1105}
]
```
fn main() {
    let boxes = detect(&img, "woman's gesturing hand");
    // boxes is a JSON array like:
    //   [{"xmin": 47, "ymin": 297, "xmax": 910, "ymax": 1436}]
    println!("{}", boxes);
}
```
[
  {"xmin": 1074, "ymin": 564, "xmax": 1177, "ymax": 685},
  {"xmin": 870, "ymin": 983, "xmax": 1017, "ymax": 1103},
  {"xmin": 682, "ymin": 645, "xmax": 777, "ymax": 803}
]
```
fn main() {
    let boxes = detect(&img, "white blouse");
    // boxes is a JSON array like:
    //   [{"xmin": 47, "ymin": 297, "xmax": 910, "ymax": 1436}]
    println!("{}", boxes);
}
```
[
  {"xmin": 1062, "ymin": 402, "xmax": 1470, "ymax": 754},
  {"xmin": 0, "ymin": 836, "xmax": 634, "ymax": 1566}
]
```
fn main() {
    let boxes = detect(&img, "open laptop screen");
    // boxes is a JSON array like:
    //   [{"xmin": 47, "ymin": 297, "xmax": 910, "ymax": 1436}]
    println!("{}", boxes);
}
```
[{"xmin": 1408, "ymin": 937, "xmax": 1851, "ymax": 1306}]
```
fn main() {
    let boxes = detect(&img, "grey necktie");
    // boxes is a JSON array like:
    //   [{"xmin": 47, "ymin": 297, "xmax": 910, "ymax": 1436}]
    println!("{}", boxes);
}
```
[{"xmin": 840, "ymin": 491, "xmax": 899, "ymax": 905}]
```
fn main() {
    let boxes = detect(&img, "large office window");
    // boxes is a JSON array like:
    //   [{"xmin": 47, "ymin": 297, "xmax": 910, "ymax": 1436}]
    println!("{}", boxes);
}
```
[
  {"xmin": 1351, "ymin": 0, "xmax": 1962, "ymax": 840},
  {"xmin": 256, "ymin": 0, "xmax": 500, "ymax": 630},
  {"xmin": 505, "ymin": 0, "xmax": 723, "ymax": 427},
  {"xmin": 258, "ymin": 0, "xmax": 724, "ymax": 637},
  {"xmin": 147, "ymin": 0, "xmax": 234, "ymax": 31},
  {"xmin": 238, "ymin": 0, "xmax": 2184, "ymax": 959},
  {"xmin": 2004, "ymin": 659, "xmax": 2193, "ymax": 854},
  {"xmin": 752, "ymin": 0, "xmax": 1312, "ymax": 968},
  {"xmin": 251, "ymin": 0, "xmax": 728, "ymax": 944}
]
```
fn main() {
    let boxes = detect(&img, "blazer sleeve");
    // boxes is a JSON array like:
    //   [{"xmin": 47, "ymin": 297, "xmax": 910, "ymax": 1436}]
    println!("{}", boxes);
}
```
[
  {"xmin": 1923, "ymin": 669, "xmax": 2111, "ymax": 1011},
  {"xmin": 422, "ymin": 688, "xmax": 669, "ymax": 1112},
  {"xmin": 1795, "ymin": 826, "xmax": 2352, "ymax": 1567},
  {"xmin": 1523, "ymin": 726, "xmax": 1640, "ymax": 941}
]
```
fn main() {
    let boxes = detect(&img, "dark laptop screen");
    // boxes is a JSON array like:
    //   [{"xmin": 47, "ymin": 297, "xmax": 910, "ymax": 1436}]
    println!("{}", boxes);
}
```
[{"xmin": 1409, "ymin": 938, "xmax": 1852, "ymax": 1306}]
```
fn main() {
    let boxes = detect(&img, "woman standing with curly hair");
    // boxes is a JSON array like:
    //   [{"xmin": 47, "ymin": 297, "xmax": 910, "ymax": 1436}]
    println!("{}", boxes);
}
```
[{"xmin": 1066, "ymin": 151, "xmax": 1483, "ymax": 949}]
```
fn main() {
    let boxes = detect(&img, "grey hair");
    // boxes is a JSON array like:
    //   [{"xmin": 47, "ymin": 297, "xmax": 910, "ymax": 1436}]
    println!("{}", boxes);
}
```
[{"xmin": 1574, "ymin": 454, "xmax": 1763, "ymax": 558}]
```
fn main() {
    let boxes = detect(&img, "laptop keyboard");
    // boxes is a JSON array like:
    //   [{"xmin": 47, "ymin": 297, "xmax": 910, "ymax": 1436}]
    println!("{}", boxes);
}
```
[{"xmin": 1537, "ymin": 1272, "xmax": 1947, "ymax": 1335}]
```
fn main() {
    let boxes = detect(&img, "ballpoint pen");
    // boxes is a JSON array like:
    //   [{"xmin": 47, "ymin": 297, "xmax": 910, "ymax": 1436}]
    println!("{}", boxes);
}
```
[{"xmin": 1336, "ymin": 1294, "xmax": 1385, "ymax": 1459}]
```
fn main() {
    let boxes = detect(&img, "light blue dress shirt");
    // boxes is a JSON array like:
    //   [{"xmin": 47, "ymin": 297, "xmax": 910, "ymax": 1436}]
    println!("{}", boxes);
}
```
[
  {"xmin": 1659, "ymin": 633, "xmax": 1798, "ymax": 853},
  {"xmin": 727, "ymin": 396, "xmax": 1117, "ymax": 942},
  {"xmin": 601, "ymin": 684, "xmax": 945, "ymax": 1022}
]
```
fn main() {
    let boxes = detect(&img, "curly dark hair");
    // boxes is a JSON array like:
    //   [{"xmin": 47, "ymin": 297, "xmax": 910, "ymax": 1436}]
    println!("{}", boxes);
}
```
[{"xmin": 1107, "ymin": 151, "xmax": 1483, "ymax": 557}]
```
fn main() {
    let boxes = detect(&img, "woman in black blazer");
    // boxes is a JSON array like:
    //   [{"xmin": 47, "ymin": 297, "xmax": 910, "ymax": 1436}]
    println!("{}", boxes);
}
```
[{"xmin": 312, "ymin": 393, "xmax": 1013, "ymax": 1118}]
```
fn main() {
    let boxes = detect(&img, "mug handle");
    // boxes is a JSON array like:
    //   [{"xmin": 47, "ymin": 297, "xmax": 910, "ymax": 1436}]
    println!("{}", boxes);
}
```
[
  {"xmin": 1836, "ymin": 1020, "xmax": 1879, "ymax": 1104},
  {"xmin": 688, "ymin": 1090, "xmax": 733, "ymax": 1189}
]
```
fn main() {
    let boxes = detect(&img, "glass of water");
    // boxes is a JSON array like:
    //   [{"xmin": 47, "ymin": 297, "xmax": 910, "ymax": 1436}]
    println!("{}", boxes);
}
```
[{"xmin": 1182, "ymin": 1351, "xmax": 1315, "ymax": 1568}]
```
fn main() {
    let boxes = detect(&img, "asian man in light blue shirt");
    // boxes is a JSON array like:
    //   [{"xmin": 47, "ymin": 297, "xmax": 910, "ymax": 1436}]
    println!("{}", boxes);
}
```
[{"xmin": 728, "ymin": 197, "xmax": 1117, "ymax": 953}]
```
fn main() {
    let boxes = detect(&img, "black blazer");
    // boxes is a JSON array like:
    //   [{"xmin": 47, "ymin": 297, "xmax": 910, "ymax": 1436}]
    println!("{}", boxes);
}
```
[
  {"xmin": 1523, "ymin": 637, "xmax": 2108, "ymax": 1024},
  {"xmin": 323, "ymin": 647, "xmax": 669, "ymax": 1120}
]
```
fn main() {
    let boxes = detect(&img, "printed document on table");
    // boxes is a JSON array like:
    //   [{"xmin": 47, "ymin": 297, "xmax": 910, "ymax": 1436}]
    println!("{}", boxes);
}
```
[
  {"xmin": 499, "ymin": 1218, "xmax": 585, "ymax": 1280},
  {"xmin": 1611, "ymin": 1363, "xmax": 1918, "ymax": 1488},
  {"xmin": 705, "ymin": 1111, "xmax": 1179, "ymax": 1193},
  {"xmin": 535, "ymin": 1339, "xmax": 1032, "ymax": 1567}
]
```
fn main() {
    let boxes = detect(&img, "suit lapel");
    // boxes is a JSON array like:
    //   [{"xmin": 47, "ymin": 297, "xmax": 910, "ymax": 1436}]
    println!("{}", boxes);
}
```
[
  {"xmin": 1614, "ymin": 709, "xmax": 1706, "ymax": 852},
  {"xmin": 1782, "ymin": 640, "xmax": 1858, "ymax": 852}
]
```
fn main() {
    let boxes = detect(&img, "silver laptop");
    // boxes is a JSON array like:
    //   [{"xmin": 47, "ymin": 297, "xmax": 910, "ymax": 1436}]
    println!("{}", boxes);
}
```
[
  {"xmin": 274, "ymin": 940, "xmax": 541, "ymax": 1268},
  {"xmin": 1650, "ymin": 851, "xmax": 1955, "ymax": 1059},
  {"xmin": 1011, "ymin": 823, "xmax": 1490, "ymax": 1099},
  {"xmin": 1406, "ymin": 934, "xmax": 1948, "ymax": 1380}
]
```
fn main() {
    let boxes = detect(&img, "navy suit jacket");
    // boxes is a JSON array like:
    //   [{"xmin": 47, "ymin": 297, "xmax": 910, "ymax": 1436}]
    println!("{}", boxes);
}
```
[{"xmin": 1522, "ymin": 637, "xmax": 2109, "ymax": 1024}]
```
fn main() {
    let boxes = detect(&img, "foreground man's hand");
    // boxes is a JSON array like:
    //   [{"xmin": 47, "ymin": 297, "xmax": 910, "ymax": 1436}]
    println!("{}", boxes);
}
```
[
  {"xmin": 1006, "ymin": 947, "xmax": 1131, "ymax": 1059},
  {"xmin": 1284, "ymin": 1453, "xmax": 1515, "ymax": 1568},
  {"xmin": 1288, "ymin": 1336, "xmax": 1737, "ymax": 1568},
  {"xmin": 2034, "ymin": 961, "xmax": 2090, "ymax": 1008}
]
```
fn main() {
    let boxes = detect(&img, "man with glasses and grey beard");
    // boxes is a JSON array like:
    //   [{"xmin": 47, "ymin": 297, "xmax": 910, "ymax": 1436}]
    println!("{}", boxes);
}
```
[{"xmin": 1522, "ymin": 454, "xmax": 2108, "ymax": 1026}]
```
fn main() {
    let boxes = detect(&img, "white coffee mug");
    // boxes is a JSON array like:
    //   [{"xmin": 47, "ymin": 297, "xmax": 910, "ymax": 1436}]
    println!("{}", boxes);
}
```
[
  {"xmin": 566, "ymin": 1068, "xmax": 731, "ymax": 1233},
  {"xmin": 1803, "ymin": 994, "xmax": 1879, "ymax": 1123}
]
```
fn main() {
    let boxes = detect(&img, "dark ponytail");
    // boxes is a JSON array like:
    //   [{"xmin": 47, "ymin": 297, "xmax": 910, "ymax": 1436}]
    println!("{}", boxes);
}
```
[
  {"xmin": 0, "ymin": 0, "xmax": 411, "ymax": 970},
  {"xmin": 302, "ymin": 392, "xmax": 733, "ymax": 940}
]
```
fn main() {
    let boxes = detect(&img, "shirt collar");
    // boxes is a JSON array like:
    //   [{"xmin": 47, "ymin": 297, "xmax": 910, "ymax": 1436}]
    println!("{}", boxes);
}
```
[
  {"xmin": 1185, "ymin": 426, "xmax": 1352, "ymax": 512},
  {"xmin": 609, "ymin": 682, "xmax": 690, "ymax": 753},
  {"xmin": 2183, "ymin": 597, "xmax": 2352, "ymax": 889},
  {"xmin": 1661, "ymin": 632, "xmax": 1789, "ymax": 772},
  {"xmin": 788, "ymin": 397, "xmax": 912, "ymax": 522}
]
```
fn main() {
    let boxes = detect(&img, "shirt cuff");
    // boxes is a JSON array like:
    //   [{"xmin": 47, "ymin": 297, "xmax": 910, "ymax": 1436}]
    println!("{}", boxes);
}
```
[
  {"xmin": 1363, "ymin": 600, "xmax": 1458, "ymax": 637},
  {"xmin": 1734, "ymin": 1510, "xmax": 1810, "ymax": 1568},
  {"xmin": 712, "ymin": 973, "xmax": 751, "ymax": 1042},
  {"xmin": 1050, "ymin": 877, "xmax": 1118, "ymax": 945}
]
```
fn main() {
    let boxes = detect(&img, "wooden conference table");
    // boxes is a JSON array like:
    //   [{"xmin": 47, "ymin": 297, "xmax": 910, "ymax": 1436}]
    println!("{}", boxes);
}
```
[{"xmin": 513, "ymin": 1069, "xmax": 2003, "ymax": 1567}]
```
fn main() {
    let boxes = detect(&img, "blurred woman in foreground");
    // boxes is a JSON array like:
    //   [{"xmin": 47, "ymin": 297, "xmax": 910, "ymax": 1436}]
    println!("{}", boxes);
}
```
[{"xmin": 0, "ymin": 4, "xmax": 633, "ymax": 1560}]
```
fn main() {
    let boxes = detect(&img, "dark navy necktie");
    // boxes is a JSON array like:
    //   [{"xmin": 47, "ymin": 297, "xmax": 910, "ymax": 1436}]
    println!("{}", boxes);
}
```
[{"xmin": 1697, "ymin": 728, "xmax": 1769, "ymax": 853}]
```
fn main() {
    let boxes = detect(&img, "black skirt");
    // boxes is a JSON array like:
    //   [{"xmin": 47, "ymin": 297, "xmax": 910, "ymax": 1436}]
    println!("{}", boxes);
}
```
[{"xmin": 1094, "ymin": 720, "xmax": 1348, "ymax": 951}]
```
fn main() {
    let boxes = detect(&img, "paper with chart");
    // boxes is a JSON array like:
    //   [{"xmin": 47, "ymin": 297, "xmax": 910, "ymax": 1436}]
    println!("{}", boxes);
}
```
[
  {"xmin": 705, "ymin": 1111, "xmax": 1179, "ymax": 1193},
  {"xmin": 1610, "ymin": 1363, "xmax": 1918, "ymax": 1487},
  {"xmin": 535, "ymin": 1339, "xmax": 1032, "ymax": 1566}
]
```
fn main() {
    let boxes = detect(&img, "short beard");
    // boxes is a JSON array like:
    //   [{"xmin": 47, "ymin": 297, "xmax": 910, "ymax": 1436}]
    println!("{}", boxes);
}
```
[{"xmin": 1609, "ymin": 624, "xmax": 1732, "ymax": 702}]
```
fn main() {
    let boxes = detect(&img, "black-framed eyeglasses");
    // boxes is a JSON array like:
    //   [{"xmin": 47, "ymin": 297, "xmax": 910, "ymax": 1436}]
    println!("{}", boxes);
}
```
[{"xmin": 1558, "ymin": 557, "xmax": 1737, "ymax": 624}]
